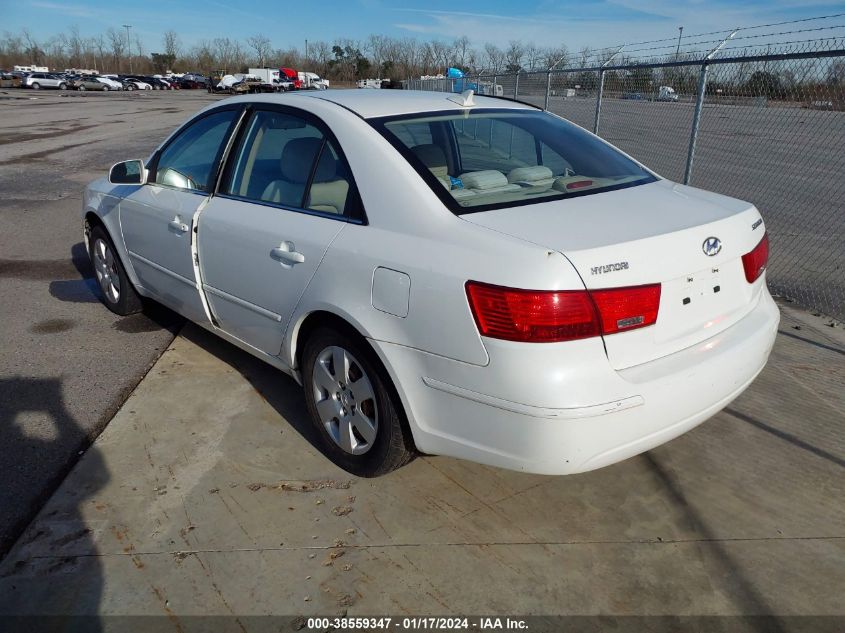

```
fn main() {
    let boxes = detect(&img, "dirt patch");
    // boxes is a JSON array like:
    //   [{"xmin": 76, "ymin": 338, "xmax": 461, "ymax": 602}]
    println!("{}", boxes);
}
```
[
  {"xmin": 30, "ymin": 318, "xmax": 76, "ymax": 334},
  {"xmin": 247, "ymin": 479, "xmax": 354, "ymax": 493},
  {"xmin": 0, "ymin": 258, "xmax": 84, "ymax": 281}
]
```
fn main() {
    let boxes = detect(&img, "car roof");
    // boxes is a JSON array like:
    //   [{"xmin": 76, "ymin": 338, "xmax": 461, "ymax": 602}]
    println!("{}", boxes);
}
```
[{"xmin": 233, "ymin": 90, "xmax": 537, "ymax": 120}]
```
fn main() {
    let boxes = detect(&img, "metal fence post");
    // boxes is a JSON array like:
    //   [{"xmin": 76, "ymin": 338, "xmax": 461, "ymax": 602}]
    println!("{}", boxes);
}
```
[
  {"xmin": 683, "ymin": 31, "xmax": 736, "ymax": 184},
  {"xmin": 683, "ymin": 64, "xmax": 709, "ymax": 184},
  {"xmin": 593, "ymin": 70, "xmax": 605, "ymax": 134},
  {"xmin": 514, "ymin": 72, "xmax": 520, "ymax": 100},
  {"xmin": 544, "ymin": 71, "xmax": 551, "ymax": 110}
]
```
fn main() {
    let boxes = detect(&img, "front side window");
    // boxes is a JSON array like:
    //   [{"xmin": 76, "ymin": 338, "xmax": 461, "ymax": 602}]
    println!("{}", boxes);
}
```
[
  {"xmin": 154, "ymin": 109, "xmax": 240, "ymax": 192},
  {"xmin": 223, "ymin": 109, "xmax": 357, "ymax": 217},
  {"xmin": 373, "ymin": 109, "xmax": 656, "ymax": 214}
]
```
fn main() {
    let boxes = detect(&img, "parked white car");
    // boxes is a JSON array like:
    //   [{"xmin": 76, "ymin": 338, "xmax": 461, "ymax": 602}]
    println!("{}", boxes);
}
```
[
  {"xmin": 83, "ymin": 91, "xmax": 778, "ymax": 476},
  {"xmin": 96, "ymin": 77, "xmax": 124, "ymax": 91},
  {"xmin": 120, "ymin": 78, "xmax": 152, "ymax": 90}
]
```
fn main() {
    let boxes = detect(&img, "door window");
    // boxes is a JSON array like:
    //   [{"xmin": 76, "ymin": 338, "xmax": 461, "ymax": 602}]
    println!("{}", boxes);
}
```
[
  {"xmin": 154, "ymin": 109, "xmax": 240, "ymax": 192},
  {"xmin": 223, "ymin": 109, "xmax": 358, "ymax": 217}
]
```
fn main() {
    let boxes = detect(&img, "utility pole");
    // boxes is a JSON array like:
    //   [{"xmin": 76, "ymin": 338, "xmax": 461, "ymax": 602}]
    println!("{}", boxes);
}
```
[
  {"xmin": 123, "ymin": 24, "xmax": 133, "ymax": 73},
  {"xmin": 676, "ymin": 26, "xmax": 684, "ymax": 57},
  {"xmin": 305, "ymin": 39, "xmax": 308, "ymax": 66}
]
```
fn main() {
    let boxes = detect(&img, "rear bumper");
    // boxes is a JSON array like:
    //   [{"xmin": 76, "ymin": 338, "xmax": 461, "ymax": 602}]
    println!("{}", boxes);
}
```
[{"xmin": 372, "ymin": 288, "xmax": 779, "ymax": 475}]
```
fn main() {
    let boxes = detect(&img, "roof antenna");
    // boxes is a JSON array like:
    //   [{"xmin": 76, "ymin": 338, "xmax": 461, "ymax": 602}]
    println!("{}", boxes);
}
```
[{"xmin": 447, "ymin": 89, "xmax": 475, "ymax": 107}]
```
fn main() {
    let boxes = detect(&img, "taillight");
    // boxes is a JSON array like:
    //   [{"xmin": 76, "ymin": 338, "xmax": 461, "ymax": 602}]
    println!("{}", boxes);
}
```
[
  {"xmin": 742, "ymin": 233, "xmax": 769, "ymax": 283},
  {"xmin": 465, "ymin": 281, "xmax": 661, "ymax": 343},
  {"xmin": 590, "ymin": 284, "xmax": 661, "ymax": 335}
]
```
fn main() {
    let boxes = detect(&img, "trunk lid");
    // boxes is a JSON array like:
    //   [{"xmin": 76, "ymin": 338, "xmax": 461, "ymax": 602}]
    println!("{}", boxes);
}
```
[{"xmin": 463, "ymin": 179, "xmax": 768, "ymax": 369}]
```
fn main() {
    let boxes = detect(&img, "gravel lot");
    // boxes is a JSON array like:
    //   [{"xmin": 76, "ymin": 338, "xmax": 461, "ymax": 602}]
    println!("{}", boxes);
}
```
[{"xmin": 0, "ymin": 89, "xmax": 222, "ymax": 555}]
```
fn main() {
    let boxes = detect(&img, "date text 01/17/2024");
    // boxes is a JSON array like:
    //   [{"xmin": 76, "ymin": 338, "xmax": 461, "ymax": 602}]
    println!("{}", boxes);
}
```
[{"xmin": 305, "ymin": 617, "xmax": 529, "ymax": 630}]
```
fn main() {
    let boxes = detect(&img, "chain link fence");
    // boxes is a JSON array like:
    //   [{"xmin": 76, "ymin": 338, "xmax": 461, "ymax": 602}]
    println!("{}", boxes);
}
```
[{"xmin": 403, "ymin": 44, "xmax": 845, "ymax": 321}]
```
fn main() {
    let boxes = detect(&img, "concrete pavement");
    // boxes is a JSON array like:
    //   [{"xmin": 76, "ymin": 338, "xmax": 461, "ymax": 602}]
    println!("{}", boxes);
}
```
[{"xmin": 0, "ymin": 300, "xmax": 842, "ymax": 624}]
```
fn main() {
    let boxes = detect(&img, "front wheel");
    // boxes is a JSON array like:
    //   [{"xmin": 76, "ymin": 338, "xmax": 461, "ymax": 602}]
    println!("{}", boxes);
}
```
[
  {"xmin": 89, "ymin": 225, "xmax": 142, "ymax": 316},
  {"xmin": 102, "ymin": 85, "xmax": 109, "ymax": 91},
  {"xmin": 302, "ymin": 328, "xmax": 415, "ymax": 477},
  {"xmin": 78, "ymin": 85, "xmax": 86, "ymax": 91},
  {"xmin": 31, "ymin": 82, "xmax": 40, "ymax": 90},
  {"xmin": 59, "ymin": 82, "xmax": 67, "ymax": 90}
]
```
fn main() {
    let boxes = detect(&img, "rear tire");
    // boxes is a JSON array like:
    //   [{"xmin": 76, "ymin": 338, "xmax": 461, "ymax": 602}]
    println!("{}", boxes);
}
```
[
  {"xmin": 89, "ymin": 225, "xmax": 142, "ymax": 316},
  {"xmin": 78, "ymin": 85, "xmax": 86, "ymax": 91},
  {"xmin": 102, "ymin": 85, "xmax": 109, "ymax": 91},
  {"xmin": 302, "ymin": 327, "xmax": 415, "ymax": 477}
]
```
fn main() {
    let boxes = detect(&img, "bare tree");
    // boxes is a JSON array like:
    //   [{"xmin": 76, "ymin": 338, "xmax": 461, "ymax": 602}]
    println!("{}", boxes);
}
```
[
  {"xmin": 505, "ymin": 40, "xmax": 525, "ymax": 72},
  {"xmin": 163, "ymin": 30, "xmax": 180, "ymax": 59},
  {"xmin": 544, "ymin": 45, "xmax": 569, "ymax": 70},
  {"xmin": 246, "ymin": 34, "xmax": 272, "ymax": 67},
  {"xmin": 483, "ymin": 43, "xmax": 505, "ymax": 72},
  {"xmin": 452, "ymin": 35, "xmax": 473, "ymax": 70},
  {"xmin": 213, "ymin": 37, "xmax": 246, "ymax": 71},
  {"xmin": 22, "ymin": 29, "xmax": 44, "ymax": 65},
  {"xmin": 106, "ymin": 27, "xmax": 125, "ymax": 71},
  {"xmin": 92, "ymin": 34, "xmax": 108, "ymax": 71},
  {"xmin": 523, "ymin": 42, "xmax": 541, "ymax": 71}
]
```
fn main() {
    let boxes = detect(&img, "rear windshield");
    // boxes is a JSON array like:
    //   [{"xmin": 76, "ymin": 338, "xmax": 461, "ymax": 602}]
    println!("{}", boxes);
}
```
[{"xmin": 371, "ymin": 108, "xmax": 656, "ymax": 214}]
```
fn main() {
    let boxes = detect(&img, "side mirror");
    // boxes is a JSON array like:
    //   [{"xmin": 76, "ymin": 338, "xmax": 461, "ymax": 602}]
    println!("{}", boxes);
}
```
[{"xmin": 109, "ymin": 159, "xmax": 147, "ymax": 185}]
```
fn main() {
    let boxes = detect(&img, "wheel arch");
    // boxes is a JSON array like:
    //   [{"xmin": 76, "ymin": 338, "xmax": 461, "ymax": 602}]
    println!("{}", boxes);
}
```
[
  {"xmin": 83, "ymin": 208, "xmax": 145, "ymax": 296},
  {"xmin": 291, "ymin": 309, "xmax": 370, "ymax": 373},
  {"xmin": 290, "ymin": 309, "xmax": 418, "ymax": 449}
]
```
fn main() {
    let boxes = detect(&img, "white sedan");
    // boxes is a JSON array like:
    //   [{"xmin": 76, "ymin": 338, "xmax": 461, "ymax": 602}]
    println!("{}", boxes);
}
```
[
  {"xmin": 83, "ymin": 90, "xmax": 778, "ymax": 476},
  {"xmin": 95, "ymin": 77, "xmax": 124, "ymax": 91}
]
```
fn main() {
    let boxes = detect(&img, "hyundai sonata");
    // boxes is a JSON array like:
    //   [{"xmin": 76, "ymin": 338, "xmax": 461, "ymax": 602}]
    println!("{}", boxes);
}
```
[{"xmin": 83, "ymin": 90, "xmax": 778, "ymax": 476}]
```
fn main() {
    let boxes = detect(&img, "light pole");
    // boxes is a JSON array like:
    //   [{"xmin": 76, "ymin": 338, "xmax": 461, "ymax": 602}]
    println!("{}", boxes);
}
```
[
  {"xmin": 123, "ymin": 24, "xmax": 132, "ymax": 73},
  {"xmin": 305, "ymin": 39, "xmax": 308, "ymax": 67},
  {"xmin": 676, "ymin": 26, "xmax": 684, "ymax": 57}
]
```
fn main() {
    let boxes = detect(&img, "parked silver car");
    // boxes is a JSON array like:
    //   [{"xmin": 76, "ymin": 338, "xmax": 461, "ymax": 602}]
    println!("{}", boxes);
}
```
[{"xmin": 25, "ymin": 72, "xmax": 68, "ymax": 90}]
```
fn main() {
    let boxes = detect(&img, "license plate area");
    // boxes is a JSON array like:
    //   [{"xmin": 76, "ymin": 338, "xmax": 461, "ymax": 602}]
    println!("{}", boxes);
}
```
[{"xmin": 655, "ymin": 264, "xmax": 746, "ymax": 345}]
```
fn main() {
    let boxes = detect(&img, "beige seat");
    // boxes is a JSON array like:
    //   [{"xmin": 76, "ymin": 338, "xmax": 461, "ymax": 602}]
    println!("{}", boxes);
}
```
[
  {"xmin": 261, "ymin": 137, "xmax": 323, "ymax": 205},
  {"xmin": 305, "ymin": 150, "xmax": 350, "ymax": 215},
  {"xmin": 460, "ymin": 170, "xmax": 521, "ymax": 195},
  {"xmin": 307, "ymin": 181, "xmax": 349, "ymax": 214},
  {"xmin": 507, "ymin": 166, "xmax": 555, "ymax": 191}
]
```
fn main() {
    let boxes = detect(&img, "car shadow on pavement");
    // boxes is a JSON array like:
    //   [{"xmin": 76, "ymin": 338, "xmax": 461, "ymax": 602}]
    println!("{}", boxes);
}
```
[
  {"xmin": 180, "ymin": 324, "xmax": 325, "ymax": 458},
  {"xmin": 0, "ymin": 376, "xmax": 107, "ymax": 628},
  {"xmin": 642, "ymin": 453, "xmax": 786, "ymax": 631},
  {"xmin": 50, "ymin": 241, "xmax": 186, "ymax": 335}
]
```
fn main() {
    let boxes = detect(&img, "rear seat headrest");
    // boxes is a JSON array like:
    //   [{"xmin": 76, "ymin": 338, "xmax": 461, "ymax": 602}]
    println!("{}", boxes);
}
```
[
  {"xmin": 507, "ymin": 166, "xmax": 554, "ymax": 184},
  {"xmin": 313, "ymin": 150, "xmax": 338, "ymax": 182},
  {"xmin": 281, "ymin": 137, "xmax": 323, "ymax": 184},
  {"xmin": 411, "ymin": 143, "xmax": 447, "ymax": 168},
  {"xmin": 411, "ymin": 144, "xmax": 449, "ymax": 179}
]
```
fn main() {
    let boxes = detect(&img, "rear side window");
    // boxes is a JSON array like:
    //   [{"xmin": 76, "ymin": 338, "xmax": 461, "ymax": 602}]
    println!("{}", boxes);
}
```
[
  {"xmin": 223, "ymin": 109, "xmax": 358, "ymax": 218},
  {"xmin": 373, "ymin": 109, "xmax": 656, "ymax": 214},
  {"xmin": 154, "ymin": 109, "xmax": 240, "ymax": 192}
]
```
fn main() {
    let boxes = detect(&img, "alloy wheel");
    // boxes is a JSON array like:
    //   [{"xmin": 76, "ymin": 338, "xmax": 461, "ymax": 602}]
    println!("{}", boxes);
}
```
[
  {"xmin": 92, "ymin": 238, "xmax": 121, "ymax": 304},
  {"xmin": 311, "ymin": 346, "xmax": 379, "ymax": 455}
]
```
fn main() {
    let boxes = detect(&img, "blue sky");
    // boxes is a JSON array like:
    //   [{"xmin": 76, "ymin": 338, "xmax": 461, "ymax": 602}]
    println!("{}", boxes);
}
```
[{"xmin": 6, "ymin": 0, "xmax": 844, "ymax": 54}]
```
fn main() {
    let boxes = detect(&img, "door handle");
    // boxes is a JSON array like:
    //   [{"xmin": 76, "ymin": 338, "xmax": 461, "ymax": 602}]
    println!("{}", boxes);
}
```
[
  {"xmin": 168, "ymin": 218, "xmax": 189, "ymax": 233},
  {"xmin": 270, "ymin": 243, "xmax": 305, "ymax": 265}
]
